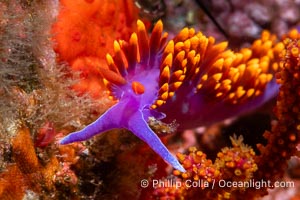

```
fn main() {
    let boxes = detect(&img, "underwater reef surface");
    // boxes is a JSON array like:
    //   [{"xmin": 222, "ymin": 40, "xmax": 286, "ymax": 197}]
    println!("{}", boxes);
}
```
[{"xmin": 0, "ymin": 0, "xmax": 300, "ymax": 199}]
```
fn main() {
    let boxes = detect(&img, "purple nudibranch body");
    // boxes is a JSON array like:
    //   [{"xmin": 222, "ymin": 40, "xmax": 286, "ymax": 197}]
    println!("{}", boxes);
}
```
[{"xmin": 60, "ymin": 20, "xmax": 280, "ymax": 172}]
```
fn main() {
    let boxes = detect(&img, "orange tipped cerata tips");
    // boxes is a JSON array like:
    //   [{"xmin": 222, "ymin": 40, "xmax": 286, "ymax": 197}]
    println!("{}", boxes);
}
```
[
  {"xmin": 137, "ymin": 20, "xmax": 150, "ymax": 63},
  {"xmin": 101, "ymin": 20, "xmax": 281, "ymax": 107}
]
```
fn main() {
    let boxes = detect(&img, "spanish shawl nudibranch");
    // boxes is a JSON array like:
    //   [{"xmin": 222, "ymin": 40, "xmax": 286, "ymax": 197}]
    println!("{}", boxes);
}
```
[{"xmin": 60, "ymin": 20, "xmax": 282, "ymax": 172}]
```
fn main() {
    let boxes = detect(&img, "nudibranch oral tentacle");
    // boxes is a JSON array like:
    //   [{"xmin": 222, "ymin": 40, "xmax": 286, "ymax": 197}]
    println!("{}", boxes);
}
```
[{"xmin": 60, "ymin": 20, "xmax": 281, "ymax": 172}]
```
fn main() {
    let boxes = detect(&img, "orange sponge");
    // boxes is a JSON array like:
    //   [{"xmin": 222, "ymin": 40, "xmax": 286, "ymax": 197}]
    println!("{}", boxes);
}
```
[
  {"xmin": 71, "ymin": 56, "xmax": 105, "ymax": 98},
  {"xmin": 52, "ymin": 0, "xmax": 139, "ymax": 98},
  {"xmin": 52, "ymin": 0, "xmax": 138, "ymax": 63}
]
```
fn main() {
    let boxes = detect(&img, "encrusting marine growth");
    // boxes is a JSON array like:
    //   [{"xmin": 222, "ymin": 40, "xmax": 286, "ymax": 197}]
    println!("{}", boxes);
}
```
[
  {"xmin": 60, "ymin": 20, "xmax": 282, "ymax": 172},
  {"xmin": 51, "ymin": 0, "xmax": 138, "ymax": 98}
]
